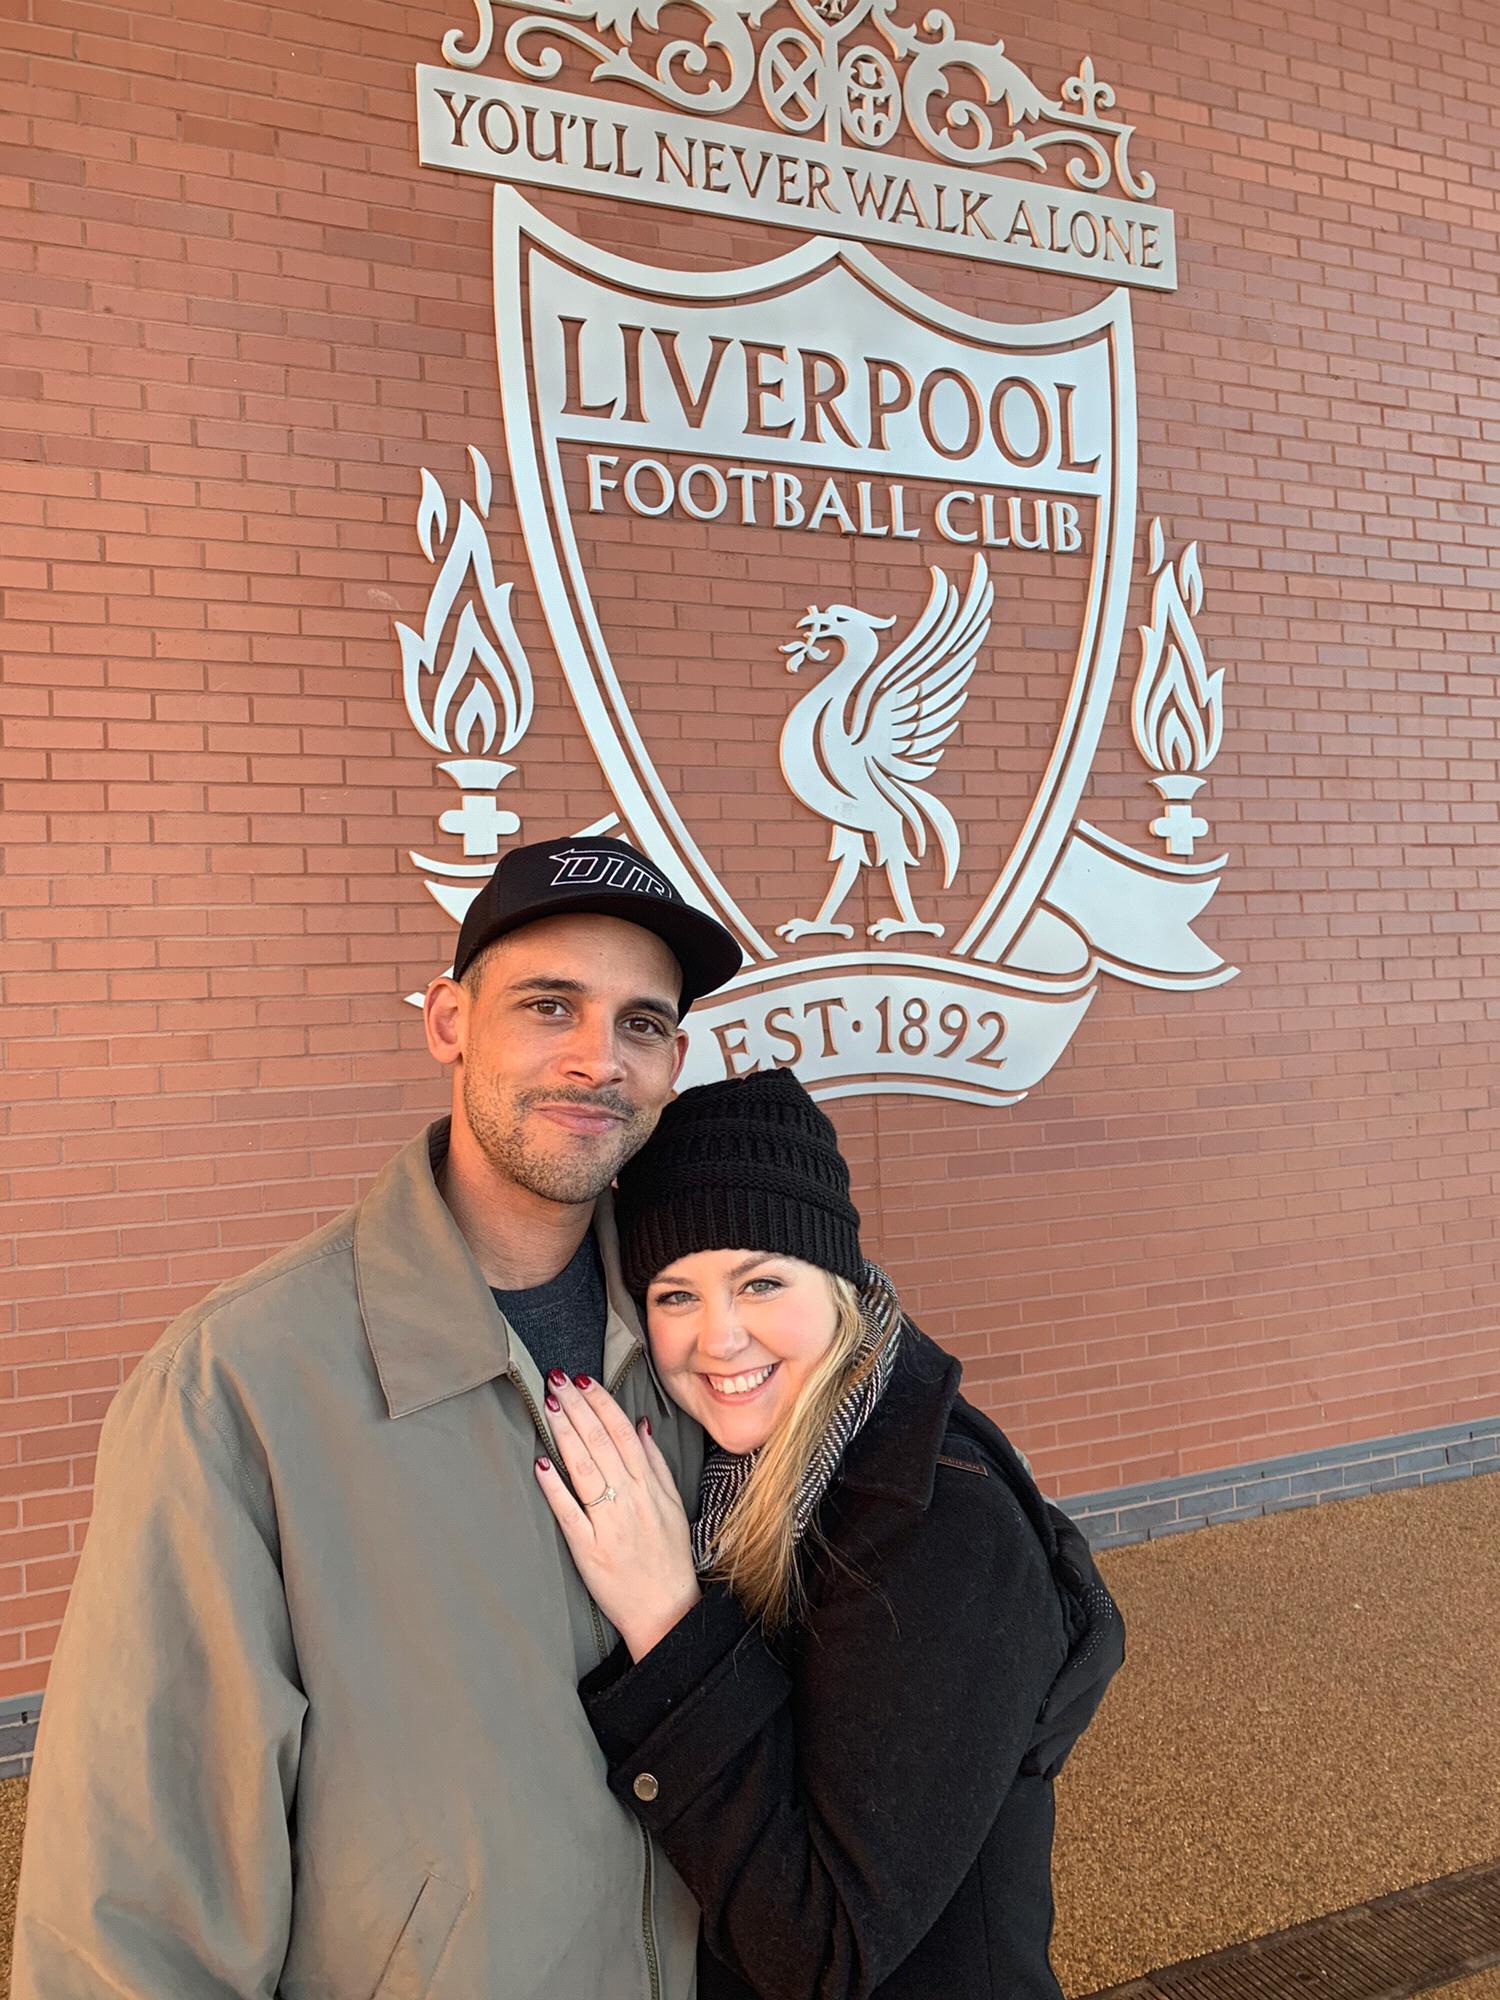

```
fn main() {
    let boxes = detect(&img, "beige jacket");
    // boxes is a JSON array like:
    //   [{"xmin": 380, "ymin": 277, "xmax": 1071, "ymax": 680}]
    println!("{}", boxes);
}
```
[{"xmin": 12, "ymin": 1120, "xmax": 703, "ymax": 2000}]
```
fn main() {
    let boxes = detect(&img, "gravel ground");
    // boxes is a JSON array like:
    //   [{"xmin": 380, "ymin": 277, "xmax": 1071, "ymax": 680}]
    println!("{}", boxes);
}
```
[
  {"xmin": 0, "ymin": 1779, "xmax": 20, "ymax": 1999},
  {"xmin": 1, "ymin": 1474, "xmax": 1496, "ymax": 1998},
  {"xmin": 1050, "ymin": 1471, "xmax": 1500, "ymax": 1994}
]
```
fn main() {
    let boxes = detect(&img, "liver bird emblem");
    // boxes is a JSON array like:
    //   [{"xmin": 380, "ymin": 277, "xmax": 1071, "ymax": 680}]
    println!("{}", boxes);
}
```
[{"xmin": 776, "ymin": 555, "xmax": 993, "ymax": 943}]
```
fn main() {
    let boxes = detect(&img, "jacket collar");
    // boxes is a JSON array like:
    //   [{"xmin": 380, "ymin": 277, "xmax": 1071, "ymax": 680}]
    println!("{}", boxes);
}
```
[
  {"xmin": 835, "ymin": 1325, "xmax": 963, "ymax": 1512},
  {"xmin": 354, "ymin": 1118, "xmax": 648, "ymax": 1419}
]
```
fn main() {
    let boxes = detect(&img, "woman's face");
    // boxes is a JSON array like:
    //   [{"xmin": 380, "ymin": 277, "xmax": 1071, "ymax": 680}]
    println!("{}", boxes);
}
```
[{"xmin": 645, "ymin": 1250, "xmax": 840, "ymax": 1453}]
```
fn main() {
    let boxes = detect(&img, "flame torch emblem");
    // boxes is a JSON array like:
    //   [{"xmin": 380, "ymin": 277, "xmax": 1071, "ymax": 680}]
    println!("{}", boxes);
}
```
[
  {"xmin": 1131, "ymin": 521, "xmax": 1225, "ymax": 858},
  {"xmin": 397, "ymin": 446, "xmax": 538, "ymax": 927}
]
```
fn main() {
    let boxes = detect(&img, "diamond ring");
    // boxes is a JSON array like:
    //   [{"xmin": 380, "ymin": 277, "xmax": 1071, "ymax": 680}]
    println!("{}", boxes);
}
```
[{"xmin": 582, "ymin": 1485, "xmax": 617, "ymax": 1507}]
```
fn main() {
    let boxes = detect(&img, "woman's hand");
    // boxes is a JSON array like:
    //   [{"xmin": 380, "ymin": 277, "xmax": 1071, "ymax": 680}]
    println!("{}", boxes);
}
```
[{"xmin": 534, "ymin": 1371, "xmax": 702, "ymax": 1661}]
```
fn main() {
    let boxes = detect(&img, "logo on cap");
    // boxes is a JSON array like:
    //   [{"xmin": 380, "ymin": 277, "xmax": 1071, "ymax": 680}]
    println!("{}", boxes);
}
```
[{"xmin": 549, "ymin": 849, "xmax": 672, "ymax": 898}]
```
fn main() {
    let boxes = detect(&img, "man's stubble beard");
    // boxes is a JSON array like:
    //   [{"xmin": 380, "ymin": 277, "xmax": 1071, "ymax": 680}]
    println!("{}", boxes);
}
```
[{"xmin": 462, "ymin": 1063, "xmax": 659, "ymax": 1206}]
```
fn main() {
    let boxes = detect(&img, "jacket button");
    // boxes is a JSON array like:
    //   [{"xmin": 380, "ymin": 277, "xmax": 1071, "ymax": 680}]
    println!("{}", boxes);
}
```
[{"xmin": 633, "ymin": 1773, "xmax": 659, "ymax": 1803}]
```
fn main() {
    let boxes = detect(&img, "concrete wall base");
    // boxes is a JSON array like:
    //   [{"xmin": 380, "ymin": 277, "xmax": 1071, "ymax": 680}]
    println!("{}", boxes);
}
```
[{"xmin": 1062, "ymin": 1415, "xmax": 1500, "ymax": 1549}]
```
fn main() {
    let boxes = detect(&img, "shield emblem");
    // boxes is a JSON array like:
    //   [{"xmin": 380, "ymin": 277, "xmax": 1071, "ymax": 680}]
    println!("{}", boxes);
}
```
[{"xmin": 490, "ymin": 189, "xmax": 1154, "ymax": 1103}]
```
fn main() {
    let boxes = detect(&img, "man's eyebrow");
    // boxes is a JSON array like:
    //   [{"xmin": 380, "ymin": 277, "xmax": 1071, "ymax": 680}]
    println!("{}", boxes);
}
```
[
  {"xmin": 507, "ymin": 975, "xmax": 588, "ymax": 996},
  {"xmin": 506, "ymin": 974, "xmax": 679, "ymax": 1025},
  {"xmin": 617, "ymin": 991, "xmax": 680, "ymax": 1027}
]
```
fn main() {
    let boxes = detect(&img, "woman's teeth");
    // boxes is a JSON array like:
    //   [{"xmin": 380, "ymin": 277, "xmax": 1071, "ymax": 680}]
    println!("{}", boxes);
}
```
[{"xmin": 706, "ymin": 1364, "xmax": 776, "ymax": 1398}]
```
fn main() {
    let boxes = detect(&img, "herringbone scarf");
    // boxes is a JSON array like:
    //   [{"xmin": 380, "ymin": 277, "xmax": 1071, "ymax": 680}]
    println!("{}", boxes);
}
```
[{"xmin": 691, "ymin": 1261, "xmax": 904, "ymax": 1574}]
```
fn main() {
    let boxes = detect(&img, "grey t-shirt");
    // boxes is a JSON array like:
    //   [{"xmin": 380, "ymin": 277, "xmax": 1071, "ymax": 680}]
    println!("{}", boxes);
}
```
[{"xmin": 491, "ymin": 1230, "xmax": 608, "ymax": 1385}]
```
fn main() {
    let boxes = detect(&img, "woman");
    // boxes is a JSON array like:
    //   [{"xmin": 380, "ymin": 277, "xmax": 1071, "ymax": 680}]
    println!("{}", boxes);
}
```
[{"xmin": 535, "ymin": 1068, "xmax": 1122, "ymax": 2000}]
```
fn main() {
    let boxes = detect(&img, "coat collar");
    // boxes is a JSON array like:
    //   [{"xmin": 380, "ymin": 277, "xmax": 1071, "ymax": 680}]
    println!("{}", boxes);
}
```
[
  {"xmin": 834, "ymin": 1324, "xmax": 963, "ymax": 1512},
  {"xmin": 353, "ymin": 1118, "xmax": 648, "ymax": 1419}
]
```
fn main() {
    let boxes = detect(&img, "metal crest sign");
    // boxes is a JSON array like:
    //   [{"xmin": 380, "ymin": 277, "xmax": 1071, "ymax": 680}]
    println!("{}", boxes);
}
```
[{"xmin": 400, "ymin": 13, "xmax": 1234, "ymax": 1106}]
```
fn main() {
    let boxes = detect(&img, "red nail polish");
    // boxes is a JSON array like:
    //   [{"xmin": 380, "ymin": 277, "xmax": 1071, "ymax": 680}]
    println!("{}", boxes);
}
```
[
  {"xmin": 536, "ymin": 1456, "xmax": 550, "ymax": 1472},
  {"xmin": 640, "ymin": 1416, "xmax": 652, "ymax": 1437},
  {"xmin": 545, "ymin": 1392, "xmax": 561, "ymax": 1412},
  {"xmin": 547, "ymin": 1368, "xmax": 567, "ymax": 1387},
  {"xmin": 574, "ymin": 1373, "xmax": 592, "ymax": 1390}
]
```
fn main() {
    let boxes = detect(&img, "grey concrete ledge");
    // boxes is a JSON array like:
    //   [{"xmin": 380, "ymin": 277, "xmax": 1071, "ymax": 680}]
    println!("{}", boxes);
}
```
[
  {"xmin": 1062, "ymin": 1413, "xmax": 1500, "ymax": 1549},
  {"xmin": 0, "ymin": 1693, "xmax": 42, "ymax": 1782}
]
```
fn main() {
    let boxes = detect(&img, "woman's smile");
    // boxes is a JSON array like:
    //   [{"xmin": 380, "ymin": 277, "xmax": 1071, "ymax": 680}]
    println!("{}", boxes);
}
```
[{"xmin": 700, "ymin": 1361, "xmax": 780, "ymax": 1403}]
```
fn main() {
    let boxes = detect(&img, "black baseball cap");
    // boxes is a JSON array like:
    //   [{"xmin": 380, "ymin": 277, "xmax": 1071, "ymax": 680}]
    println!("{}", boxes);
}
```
[{"xmin": 451, "ymin": 835, "xmax": 744, "ymax": 1015}]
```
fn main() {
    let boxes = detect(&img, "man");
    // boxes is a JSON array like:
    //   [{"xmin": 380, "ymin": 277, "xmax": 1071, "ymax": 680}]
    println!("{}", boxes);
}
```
[{"xmin": 13, "ymin": 835, "xmax": 744, "ymax": 2000}]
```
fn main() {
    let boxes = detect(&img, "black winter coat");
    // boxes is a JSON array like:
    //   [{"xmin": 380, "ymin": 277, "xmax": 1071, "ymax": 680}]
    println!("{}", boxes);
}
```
[{"xmin": 580, "ymin": 1330, "xmax": 1124, "ymax": 2000}]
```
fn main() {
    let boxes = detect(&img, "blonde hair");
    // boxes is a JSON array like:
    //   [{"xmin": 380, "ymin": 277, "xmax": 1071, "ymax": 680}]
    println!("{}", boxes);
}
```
[{"xmin": 706, "ymin": 1272, "xmax": 874, "ymax": 1632}]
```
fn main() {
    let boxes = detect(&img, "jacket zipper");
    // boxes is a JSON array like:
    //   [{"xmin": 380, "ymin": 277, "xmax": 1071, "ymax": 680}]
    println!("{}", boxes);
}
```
[
  {"xmin": 639, "ymin": 1825, "xmax": 662, "ymax": 2000},
  {"xmin": 606, "ymin": 1343, "xmax": 642, "ymax": 1396},
  {"xmin": 604, "ymin": 1343, "xmax": 664, "ymax": 2000},
  {"xmin": 513, "ymin": 1350, "xmax": 664, "ymax": 2000}
]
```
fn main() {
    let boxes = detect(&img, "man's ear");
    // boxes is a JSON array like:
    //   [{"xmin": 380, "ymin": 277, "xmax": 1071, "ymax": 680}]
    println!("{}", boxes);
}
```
[
  {"xmin": 668, "ymin": 1027, "xmax": 689, "ymax": 1088},
  {"xmin": 424, "ymin": 976, "xmax": 466, "ymax": 1069}
]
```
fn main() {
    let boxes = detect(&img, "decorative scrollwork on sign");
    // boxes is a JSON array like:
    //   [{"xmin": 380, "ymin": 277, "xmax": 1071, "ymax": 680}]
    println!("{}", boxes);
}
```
[
  {"xmin": 436, "ymin": 0, "xmax": 1157, "ymax": 204},
  {"xmin": 502, "ymin": 0, "xmax": 767, "ymax": 118},
  {"xmin": 883, "ymin": 10, "xmax": 1054, "ymax": 162},
  {"xmin": 1132, "ymin": 522, "xmax": 1224, "ymax": 859},
  {"xmin": 443, "ymin": 0, "xmax": 497, "ymax": 67},
  {"xmin": 1051, "ymin": 56, "xmax": 1154, "ymax": 199}
]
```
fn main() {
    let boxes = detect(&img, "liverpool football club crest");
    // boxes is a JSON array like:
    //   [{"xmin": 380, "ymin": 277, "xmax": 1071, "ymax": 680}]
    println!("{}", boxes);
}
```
[{"xmin": 398, "ymin": 9, "xmax": 1235, "ymax": 1106}]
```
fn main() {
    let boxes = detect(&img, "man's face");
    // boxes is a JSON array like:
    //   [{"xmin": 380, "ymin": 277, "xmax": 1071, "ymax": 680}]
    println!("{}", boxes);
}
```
[{"xmin": 426, "ymin": 913, "xmax": 688, "ymax": 1206}]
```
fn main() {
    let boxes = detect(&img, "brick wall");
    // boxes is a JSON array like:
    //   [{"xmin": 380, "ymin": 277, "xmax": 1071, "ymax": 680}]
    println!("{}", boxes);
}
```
[{"xmin": 2, "ymin": 0, "xmax": 1497, "ymax": 1697}]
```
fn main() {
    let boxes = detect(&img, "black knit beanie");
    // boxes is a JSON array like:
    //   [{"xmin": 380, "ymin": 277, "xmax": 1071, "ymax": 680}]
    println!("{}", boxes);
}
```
[{"xmin": 615, "ymin": 1069, "xmax": 863, "ymax": 1296}]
